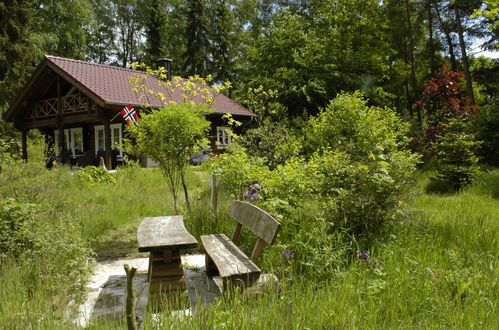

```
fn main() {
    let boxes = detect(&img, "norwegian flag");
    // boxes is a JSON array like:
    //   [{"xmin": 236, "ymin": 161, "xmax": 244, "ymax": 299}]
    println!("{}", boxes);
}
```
[{"xmin": 120, "ymin": 104, "xmax": 139, "ymax": 127}]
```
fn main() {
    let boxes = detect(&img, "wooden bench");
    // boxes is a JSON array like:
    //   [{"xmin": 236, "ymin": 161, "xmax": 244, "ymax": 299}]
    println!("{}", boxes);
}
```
[{"xmin": 201, "ymin": 201, "xmax": 281, "ymax": 288}]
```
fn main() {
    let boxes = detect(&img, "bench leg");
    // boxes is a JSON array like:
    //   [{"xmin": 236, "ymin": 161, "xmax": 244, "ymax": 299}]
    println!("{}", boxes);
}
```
[{"xmin": 205, "ymin": 254, "xmax": 219, "ymax": 276}]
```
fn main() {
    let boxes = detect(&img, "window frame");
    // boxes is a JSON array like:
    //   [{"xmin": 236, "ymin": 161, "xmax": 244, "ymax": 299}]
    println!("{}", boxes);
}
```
[{"xmin": 216, "ymin": 126, "xmax": 232, "ymax": 149}]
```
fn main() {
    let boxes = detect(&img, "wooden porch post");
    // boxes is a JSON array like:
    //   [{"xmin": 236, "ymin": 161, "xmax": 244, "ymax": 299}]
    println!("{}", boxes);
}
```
[
  {"xmin": 104, "ymin": 120, "xmax": 112, "ymax": 169},
  {"xmin": 56, "ymin": 77, "xmax": 65, "ymax": 156},
  {"xmin": 21, "ymin": 129, "xmax": 28, "ymax": 162}
]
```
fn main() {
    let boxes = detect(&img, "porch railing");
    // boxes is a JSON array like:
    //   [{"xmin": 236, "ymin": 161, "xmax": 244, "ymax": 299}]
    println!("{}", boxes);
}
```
[{"xmin": 25, "ymin": 94, "xmax": 96, "ymax": 120}]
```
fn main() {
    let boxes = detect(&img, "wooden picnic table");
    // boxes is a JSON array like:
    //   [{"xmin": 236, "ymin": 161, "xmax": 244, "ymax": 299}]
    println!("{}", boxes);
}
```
[{"xmin": 137, "ymin": 216, "xmax": 198, "ymax": 295}]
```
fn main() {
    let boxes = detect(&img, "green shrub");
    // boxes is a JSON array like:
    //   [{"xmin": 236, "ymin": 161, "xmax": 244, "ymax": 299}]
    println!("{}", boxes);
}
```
[
  {"xmin": 306, "ymin": 91, "xmax": 410, "ymax": 160},
  {"xmin": 428, "ymin": 118, "xmax": 480, "ymax": 192},
  {"xmin": 0, "ymin": 199, "xmax": 39, "ymax": 258},
  {"xmin": 211, "ymin": 145, "xmax": 270, "ymax": 199},
  {"xmin": 238, "ymin": 120, "xmax": 302, "ymax": 170},
  {"xmin": 76, "ymin": 165, "xmax": 116, "ymax": 184},
  {"xmin": 473, "ymin": 97, "xmax": 499, "ymax": 165},
  {"xmin": 307, "ymin": 92, "xmax": 419, "ymax": 238}
]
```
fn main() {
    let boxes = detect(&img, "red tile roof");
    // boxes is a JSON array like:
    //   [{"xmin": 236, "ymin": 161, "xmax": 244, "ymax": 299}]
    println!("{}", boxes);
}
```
[
  {"xmin": 46, "ymin": 55, "xmax": 255, "ymax": 116},
  {"xmin": 3, "ymin": 55, "xmax": 255, "ymax": 121}
]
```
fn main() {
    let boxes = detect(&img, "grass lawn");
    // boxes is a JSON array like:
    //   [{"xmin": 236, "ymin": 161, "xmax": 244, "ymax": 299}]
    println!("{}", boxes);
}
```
[{"xmin": 0, "ymin": 158, "xmax": 497, "ymax": 328}]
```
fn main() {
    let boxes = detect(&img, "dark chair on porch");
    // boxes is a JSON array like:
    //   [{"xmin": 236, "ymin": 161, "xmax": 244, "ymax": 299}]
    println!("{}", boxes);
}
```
[
  {"xmin": 77, "ymin": 150, "xmax": 95, "ymax": 168},
  {"xmin": 60, "ymin": 149, "xmax": 77, "ymax": 167}
]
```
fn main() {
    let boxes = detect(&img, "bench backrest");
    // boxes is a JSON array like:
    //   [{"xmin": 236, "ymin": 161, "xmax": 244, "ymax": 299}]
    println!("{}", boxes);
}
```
[{"xmin": 228, "ymin": 200, "xmax": 281, "ymax": 263}]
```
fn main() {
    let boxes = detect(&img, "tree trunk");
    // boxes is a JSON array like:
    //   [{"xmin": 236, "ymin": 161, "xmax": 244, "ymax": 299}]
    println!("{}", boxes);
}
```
[
  {"xmin": 405, "ymin": 0, "xmax": 421, "ymax": 126},
  {"xmin": 427, "ymin": 0, "xmax": 437, "ymax": 77},
  {"xmin": 435, "ymin": 3, "xmax": 458, "ymax": 71},
  {"xmin": 181, "ymin": 169, "xmax": 191, "ymax": 211},
  {"xmin": 124, "ymin": 264, "xmax": 138, "ymax": 330},
  {"xmin": 454, "ymin": 4, "xmax": 475, "ymax": 104}
]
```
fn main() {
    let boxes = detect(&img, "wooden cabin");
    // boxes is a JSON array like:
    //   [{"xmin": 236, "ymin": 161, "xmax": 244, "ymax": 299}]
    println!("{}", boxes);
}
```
[{"xmin": 2, "ymin": 55, "xmax": 255, "ymax": 169}]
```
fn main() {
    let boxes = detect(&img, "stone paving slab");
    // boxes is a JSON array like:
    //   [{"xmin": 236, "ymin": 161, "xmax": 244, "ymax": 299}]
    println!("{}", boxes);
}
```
[{"xmin": 76, "ymin": 254, "xmax": 220, "ymax": 327}]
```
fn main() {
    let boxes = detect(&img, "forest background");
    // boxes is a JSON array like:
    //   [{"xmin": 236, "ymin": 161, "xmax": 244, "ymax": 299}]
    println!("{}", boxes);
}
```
[{"xmin": 1, "ymin": 0, "xmax": 498, "ymax": 142}]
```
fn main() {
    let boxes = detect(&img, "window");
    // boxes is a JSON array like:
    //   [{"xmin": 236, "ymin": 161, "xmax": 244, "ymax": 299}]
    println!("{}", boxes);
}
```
[
  {"xmin": 216, "ymin": 126, "xmax": 232, "ymax": 149},
  {"xmin": 54, "ymin": 128, "xmax": 82, "ymax": 157},
  {"xmin": 95, "ymin": 126, "xmax": 105, "ymax": 154},
  {"xmin": 94, "ymin": 124, "xmax": 123, "ymax": 160},
  {"xmin": 111, "ymin": 123, "xmax": 123, "ymax": 160},
  {"xmin": 70, "ymin": 128, "xmax": 83, "ymax": 156}
]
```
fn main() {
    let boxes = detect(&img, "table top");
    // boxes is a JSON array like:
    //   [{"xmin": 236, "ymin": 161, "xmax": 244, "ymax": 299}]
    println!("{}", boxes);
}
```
[{"xmin": 137, "ymin": 216, "xmax": 198, "ymax": 252}]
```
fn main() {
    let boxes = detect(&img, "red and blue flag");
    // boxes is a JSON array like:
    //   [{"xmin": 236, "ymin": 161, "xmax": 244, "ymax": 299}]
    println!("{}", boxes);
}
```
[{"xmin": 120, "ymin": 104, "xmax": 139, "ymax": 127}]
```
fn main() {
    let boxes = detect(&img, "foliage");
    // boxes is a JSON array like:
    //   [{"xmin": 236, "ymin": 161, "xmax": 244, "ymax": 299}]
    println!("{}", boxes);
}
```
[
  {"xmin": 472, "ymin": 0, "xmax": 499, "ymax": 48},
  {"xmin": 126, "ymin": 103, "xmax": 210, "ymax": 212},
  {"xmin": 238, "ymin": 120, "xmax": 301, "ymax": 170},
  {"xmin": 0, "ymin": 138, "xmax": 12, "ymax": 172},
  {"xmin": 473, "ymin": 96, "xmax": 499, "ymax": 165},
  {"xmin": 241, "ymin": 86, "xmax": 287, "ymax": 124},
  {"xmin": 307, "ymin": 92, "xmax": 412, "ymax": 159},
  {"xmin": 304, "ymin": 93, "xmax": 418, "ymax": 237},
  {"xmin": 0, "ymin": 198, "xmax": 39, "ymax": 258},
  {"xmin": 76, "ymin": 166, "xmax": 116, "ymax": 184},
  {"xmin": 415, "ymin": 64, "xmax": 479, "ymax": 152},
  {"xmin": 428, "ymin": 117, "xmax": 481, "ymax": 192},
  {"xmin": 211, "ymin": 144, "xmax": 269, "ymax": 199}
]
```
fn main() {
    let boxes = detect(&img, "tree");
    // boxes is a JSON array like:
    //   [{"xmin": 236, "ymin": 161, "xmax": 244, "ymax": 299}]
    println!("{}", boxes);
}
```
[
  {"xmin": 114, "ymin": 0, "xmax": 145, "ymax": 67},
  {"xmin": 183, "ymin": 0, "xmax": 210, "ymax": 76},
  {"xmin": 87, "ymin": 0, "xmax": 116, "ymax": 64},
  {"xmin": 127, "ymin": 63, "xmax": 224, "ymax": 211},
  {"xmin": 36, "ymin": 0, "xmax": 94, "ymax": 59},
  {"xmin": 209, "ymin": 0, "xmax": 237, "ymax": 84},
  {"xmin": 0, "ymin": 0, "xmax": 42, "ymax": 138},
  {"xmin": 143, "ymin": 0, "xmax": 168, "ymax": 67},
  {"xmin": 415, "ymin": 63, "xmax": 479, "ymax": 152},
  {"xmin": 126, "ymin": 103, "xmax": 210, "ymax": 212}
]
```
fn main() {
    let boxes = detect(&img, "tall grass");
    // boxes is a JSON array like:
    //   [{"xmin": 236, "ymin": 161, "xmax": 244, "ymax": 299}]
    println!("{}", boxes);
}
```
[
  {"xmin": 1, "ymin": 138, "xmax": 497, "ymax": 328},
  {"xmin": 137, "ymin": 169, "xmax": 498, "ymax": 329}
]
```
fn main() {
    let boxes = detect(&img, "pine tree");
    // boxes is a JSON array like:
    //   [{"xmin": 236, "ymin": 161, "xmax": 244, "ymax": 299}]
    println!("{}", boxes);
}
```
[
  {"xmin": 143, "ymin": 0, "xmax": 168, "ymax": 67},
  {"xmin": 183, "ymin": 0, "xmax": 210, "ymax": 76},
  {"xmin": 209, "ymin": 0, "xmax": 236, "ymax": 83}
]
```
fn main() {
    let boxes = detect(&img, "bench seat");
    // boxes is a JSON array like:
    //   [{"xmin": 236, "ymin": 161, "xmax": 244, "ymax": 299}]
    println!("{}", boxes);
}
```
[{"xmin": 201, "ymin": 233, "xmax": 261, "ymax": 286}]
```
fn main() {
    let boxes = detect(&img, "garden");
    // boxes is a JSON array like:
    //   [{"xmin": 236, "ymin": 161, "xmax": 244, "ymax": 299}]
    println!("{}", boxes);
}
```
[
  {"xmin": 1, "ymin": 87, "xmax": 498, "ymax": 328},
  {"xmin": 1, "ymin": 1, "xmax": 498, "ymax": 328}
]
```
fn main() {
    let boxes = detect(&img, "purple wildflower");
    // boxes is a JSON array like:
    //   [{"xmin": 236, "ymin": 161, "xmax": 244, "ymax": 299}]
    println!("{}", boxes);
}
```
[
  {"xmin": 280, "ymin": 251, "xmax": 295, "ymax": 259},
  {"xmin": 253, "ymin": 183, "xmax": 260, "ymax": 189},
  {"xmin": 251, "ymin": 192, "xmax": 259, "ymax": 200},
  {"xmin": 356, "ymin": 251, "xmax": 370, "ymax": 263},
  {"xmin": 258, "ymin": 141, "xmax": 263, "ymax": 146},
  {"xmin": 372, "ymin": 261, "xmax": 379, "ymax": 268},
  {"xmin": 244, "ymin": 190, "xmax": 251, "ymax": 198}
]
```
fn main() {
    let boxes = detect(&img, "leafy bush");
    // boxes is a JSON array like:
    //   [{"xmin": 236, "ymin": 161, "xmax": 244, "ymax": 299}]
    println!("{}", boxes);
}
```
[
  {"xmin": 307, "ymin": 92, "xmax": 419, "ymax": 237},
  {"xmin": 211, "ymin": 145, "xmax": 270, "ymax": 199},
  {"xmin": 473, "ymin": 96, "xmax": 499, "ymax": 165},
  {"xmin": 76, "ymin": 166, "xmax": 116, "ymax": 184},
  {"xmin": 0, "ymin": 199, "xmax": 39, "ymax": 258},
  {"xmin": 428, "ymin": 118, "xmax": 480, "ymax": 192},
  {"xmin": 0, "ymin": 197, "xmax": 91, "ymax": 289},
  {"xmin": 307, "ymin": 91, "xmax": 410, "ymax": 160},
  {"xmin": 213, "ymin": 92, "xmax": 418, "ymax": 280},
  {"xmin": 238, "ymin": 120, "xmax": 302, "ymax": 170}
]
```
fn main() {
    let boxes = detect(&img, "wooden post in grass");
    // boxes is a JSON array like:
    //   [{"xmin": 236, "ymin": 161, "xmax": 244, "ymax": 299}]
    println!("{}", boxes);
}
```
[
  {"xmin": 210, "ymin": 174, "xmax": 218, "ymax": 214},
  {"xmin": 124, "ymin": 264, "xmax": 138, "ymax": 330}
]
